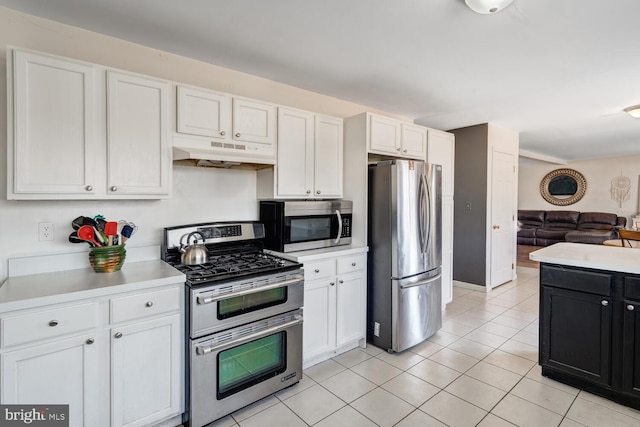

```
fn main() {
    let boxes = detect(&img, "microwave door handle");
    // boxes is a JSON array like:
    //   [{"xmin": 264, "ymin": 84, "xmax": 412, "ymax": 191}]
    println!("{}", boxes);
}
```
[{"xmin": 335, "ymin": 209, "xmax": 342, "ymax": 244}]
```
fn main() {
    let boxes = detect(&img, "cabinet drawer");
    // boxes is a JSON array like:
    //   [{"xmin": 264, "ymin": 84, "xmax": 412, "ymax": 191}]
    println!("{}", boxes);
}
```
[
  {"xmin": 110, "ymin": 287, "xmax": 181, "ymax": 324},
  {"xmin": 1, "ymin": 302, "xmax": 98, "ymax": 348},
  {"xmin": 625, "ymin": 275, "xmax": 640, "ymax": 300},
  {"xmin": 303, "ymin": 260, "xmax": 336, "ymax": 282},
  {"xmin": 337, "ymin": 254, "xmax": 366, "ymax": 275},
  {"xmin": 541, "ymin": 264, "xmax": 612, "ymax": 296}
]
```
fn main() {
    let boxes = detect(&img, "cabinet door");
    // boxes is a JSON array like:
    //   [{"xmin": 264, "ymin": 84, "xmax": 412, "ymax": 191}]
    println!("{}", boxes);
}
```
[
  {"xmin": 11, "ymin": 50, "xmax": 98, "ymax": 196},
  {"xmin": 176, "ymin": 86, "xmax": 231, "ymax": 139},
  {"xmin": 427, "ymin": 129, "xmax": 455, "ymax": 197},
  {"xmin": 107, "ymin": 71, "xmax": 171, "ymax": 196},
  {"xmin": 276, "ymin": 108, "xmax": 314, "ymax": 197},
  {"xmin": 336, "ymin": 273, "xmax": 366, "ymax": 347},
  {"xmin": 400, "ymin": 123, "xmax": 427, "ymax": 159},
  {"xmin": 1, "ymin": 333, "xmax": 105, "ymax": 427},
  {"xmin": 540, "ymin": 286, "xmax": 612, "ymax": 386},
  {"xmin": 232, "ymin": 98, "xmax": 276, "ymax": 145},
  {"xmin": 303, "ymin": 280, "xmax": 336, "ymax": 361},
  {"xmin": 111, "ymin": 314, "xmax": 182, "ymax": 427},
  {"xmin": 622, "ymin": 300, "xmax": 640, "ymax": 398},
  {"xmin": 314, "ymin": 115, "xmax": 343, "ymax": 198},
  {"xmin": 369, "ymin": 114, "xmax": 400, "ymax": 155}
]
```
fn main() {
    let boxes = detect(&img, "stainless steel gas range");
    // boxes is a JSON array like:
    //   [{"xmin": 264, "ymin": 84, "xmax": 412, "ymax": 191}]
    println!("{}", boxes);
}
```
[{"xmin": 162, "ymin": 222, "xmax": 304, "ymax": 427}]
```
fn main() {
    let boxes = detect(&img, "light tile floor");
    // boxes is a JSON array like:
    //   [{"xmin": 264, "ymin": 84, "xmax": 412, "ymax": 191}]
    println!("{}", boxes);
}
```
[{"xmin": 208, "ymin": 267, "xmax": 640, "ymax": 427}]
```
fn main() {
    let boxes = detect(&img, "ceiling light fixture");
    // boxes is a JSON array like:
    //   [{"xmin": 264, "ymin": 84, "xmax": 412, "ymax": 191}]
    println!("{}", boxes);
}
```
[
  {"xmin": 465, "ymin": 0, "xmax": 515, "ymax": 14},
  {"xmin": 624, "ymin": 105, "xmax": 640, "ymax": 119}
]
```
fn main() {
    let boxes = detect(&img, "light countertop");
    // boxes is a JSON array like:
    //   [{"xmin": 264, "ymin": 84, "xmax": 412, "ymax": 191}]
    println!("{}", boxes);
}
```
[
  {"xmin": 266, "ymin": 245, "xmax": 368, "ymax": 262},
  {"xmin": 0, "ymin": 260, "xmax": 185, "ymax": 313},
  {"xmin": 530, "ymin": 242, "xmax": 640, "ymax": 274}
]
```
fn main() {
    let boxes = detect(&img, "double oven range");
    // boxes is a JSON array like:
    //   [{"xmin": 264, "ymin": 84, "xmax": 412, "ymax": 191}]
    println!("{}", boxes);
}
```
[{"xmin": 162, "ymin": 222, "xmax": 304, "ymax": 427}]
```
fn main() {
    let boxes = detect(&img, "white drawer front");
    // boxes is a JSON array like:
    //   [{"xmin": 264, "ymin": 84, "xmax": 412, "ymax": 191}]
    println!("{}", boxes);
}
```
[
  {"xmin": 337, "ymin": 254, "xmax": 366, "ymax": 275},
  {"xmin": 1, "ymin": 302, "xmax": 98, "ymax": 348},
  {"xmin": 110, "ymin": 286, "xmax": 181, "ymax": 324},
  {"xmin": 303, "ymin": 259, "xmax": 336, "ymax": 282}
]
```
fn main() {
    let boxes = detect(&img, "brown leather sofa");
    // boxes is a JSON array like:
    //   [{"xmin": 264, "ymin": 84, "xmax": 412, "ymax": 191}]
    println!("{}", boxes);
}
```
[{"xmin": 517, "ymin": 210, "xmax": 626, "ymax": 246}]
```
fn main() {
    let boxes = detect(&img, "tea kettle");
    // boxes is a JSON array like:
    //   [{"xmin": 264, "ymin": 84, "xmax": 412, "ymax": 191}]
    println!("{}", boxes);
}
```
[{"xmin": 180, "ymin": 232, "xmax": 209, "ymax": 265}]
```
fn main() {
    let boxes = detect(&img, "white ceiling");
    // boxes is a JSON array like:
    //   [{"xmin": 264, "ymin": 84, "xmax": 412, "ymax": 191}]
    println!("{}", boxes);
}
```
[{"xmin": 1, "ymin": 0, "xmax": 639, "ymax": 162}]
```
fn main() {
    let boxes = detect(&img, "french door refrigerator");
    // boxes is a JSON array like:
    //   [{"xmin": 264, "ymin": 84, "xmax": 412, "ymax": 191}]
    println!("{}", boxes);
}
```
[{"xmin": 368, "ymin": 159, "xmax": 442, "ymax": 352}]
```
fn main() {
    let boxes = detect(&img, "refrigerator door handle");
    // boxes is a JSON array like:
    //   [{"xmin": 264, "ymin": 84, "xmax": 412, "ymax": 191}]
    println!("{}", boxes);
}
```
[
  {"xmin": 420, "ymin": 173, "xmax": 431, "ymax": 254},
  {"xmin": 335, "ymin": 209, "xmax": 342, "ymax": 244},
  {"xmin": 399, "ymin": 273, "xmax": 442, "ymax": 289}
]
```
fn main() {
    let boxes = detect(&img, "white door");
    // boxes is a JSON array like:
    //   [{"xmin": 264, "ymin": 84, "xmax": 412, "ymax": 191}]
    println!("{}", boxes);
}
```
[
  {"xmin": 232, "ymin": 98, "xmax": 276, "ymax": 145},
  {"xmin": 276, "ymin": 108, "xmax": 314, "ymax": 197},
  {"xmin": 11, "ymin": 51, "xmax": 98, "ymax": 196},
  {"xmin": 313, "ymin": 115, "xmax": 343, "ymax": 198},
  {"xmin": 336, "ymin": 273, "xmax": 365, "ymax": 346},
  {"xmin": 400, "ymin": 123, "xmax": 427, "ymax": 159},
  {"xmin": 369, "ymin": 114, "xmax": 401, "ymax": 154},
  {"xmin": 107, "ymin": 71, "xmax": 171, "ymax": 196},
  {"xmin": 1, "ymin": 333, "xmax": 104, "ymax": 427},
  {"xmin": 490, "ymin": 149, "xmax": 517, "ymax": 288},
  {"xmin": 111, "ymin": 314, "xmax": 182, "ymax": 427},
  {"xmin": 176, "ymin": 86, "xmax": 231, "ymax": 139}
]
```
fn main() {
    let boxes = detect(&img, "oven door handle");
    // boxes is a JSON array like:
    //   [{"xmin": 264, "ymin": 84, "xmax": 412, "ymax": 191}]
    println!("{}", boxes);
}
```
[
  {"xmin": 196, "ymin": 276, "xmax": 303, "ymax": 305},
  {"xmin": 195, "ymin": 315, "xmax": 304, "ymax": 355}
]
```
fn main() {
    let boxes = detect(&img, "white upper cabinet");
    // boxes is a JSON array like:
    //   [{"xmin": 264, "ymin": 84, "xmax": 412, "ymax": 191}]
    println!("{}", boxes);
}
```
[
  {"xmin": 368, "ymin": 113, "xmax": 426, "ymax": 159},
  {"xmin": 427, "ymin": 129, "xmax": 455, "ymax": 197},
  {"xmin": 10, "ymin": 50, "xmax": 99, "ymax": 197},
  {"xmin": 260, "ymin": 107, "xmax": 343, "ymax": 199},
  {"xmin": 107, "ymin": 71, "xmax": 171, "ymax": 196},
  {"xmin": 176, "ymin": 86, "xmax": 231, "ymax": 139},
  {"xmin": 7, "ymin": 49, "xmax": 172, "ymax": 200},
  {"xmin": 232, "ymin": 97, "xmax": 276, "ymax": 146}
]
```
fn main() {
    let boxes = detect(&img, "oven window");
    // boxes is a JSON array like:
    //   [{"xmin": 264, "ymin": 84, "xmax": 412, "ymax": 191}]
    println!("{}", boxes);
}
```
[
  {"xmin": 289, "ymin": 217, "xmax": 331, "ymax": 242},
  {"xmin": 218, "ymin": 287, "xmax": 287, "ymax": 319},
  {"xmin": 217, "ymin": 332, "xmax": 287, "ymax": 399}
]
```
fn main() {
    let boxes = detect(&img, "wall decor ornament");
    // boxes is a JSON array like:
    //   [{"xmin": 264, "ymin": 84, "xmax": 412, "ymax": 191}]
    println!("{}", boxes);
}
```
[
  {"xmin": 539, "ymin": 168, "xmax": 587, "ymax": 206},
  {"xmin": 611, "ymin": 173, "xmax": 631, "ymax": 208}
]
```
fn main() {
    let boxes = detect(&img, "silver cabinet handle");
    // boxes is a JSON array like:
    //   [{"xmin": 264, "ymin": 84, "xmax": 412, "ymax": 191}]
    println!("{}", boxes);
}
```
[
  {"xmin": 110, "ymin": 186, "xmax": 117, "ymax": 192},
  {"xmin": 114, "ymin": 332, "xmax": 123, "ymax": 339},
  {"xmin": 85, "ymin": 185, "xmax": 93, "ymax": 191},
  {"xmin": 314, "ymin": 269, "xmax": 320, "ymax": 273},
  {"xmin": 601, "ymin": 300, "xmax": 609, "ymax": 306},
  {"xmin": 220, "ymin": 131, "xmax": 226, "ymax": 136},
  {"xmin": 306, "ymin": 190, "xmax": 311, "ymax": 194},
  {"xmin": 235, "ymin": 133, "xmax": 241, "ymax": 137},
  {"xmin": 86, "ymin": 338, "xmax": 95, "ymax": 345},
  {"xmin": 316, "ymin": 190, "xmax": 321, "ymax": 195},
  {"xmin": 493, "ymin": 225, "xmax": 500, "ymax": 230},
  {"xmin": 396, "ymin": 148, "xmax": 401, "ymax": 151},
  {"xmin": 403, "ymin": 149, "xmax": 408, "ymax": 153},
  {"xmin": 352, "ymin": 262, "xmax": 357, "ymax": 267},
  {"xmin": 628, "ymin": 305, "xmax": 635, "ymax": 311},
  {"xmin": 330, "ymin": 282, "xmax": 335, "ymax": 286},
  {"xmin": 146, "ymin": 301, "xmax": 154, "ymax": 308},
  {"xmin": 339, "ymin": 280, "xmax": 344, "ymax": 284},
  {"xmin": 49, "ymin": 320, "xmax": 58, "ymax": 327}
]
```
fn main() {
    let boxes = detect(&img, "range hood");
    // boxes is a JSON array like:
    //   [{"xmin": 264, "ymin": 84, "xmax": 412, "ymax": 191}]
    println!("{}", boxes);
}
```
[{"xmin": 173, "ymin": 135, "xmax": 276, "ymax": 169}]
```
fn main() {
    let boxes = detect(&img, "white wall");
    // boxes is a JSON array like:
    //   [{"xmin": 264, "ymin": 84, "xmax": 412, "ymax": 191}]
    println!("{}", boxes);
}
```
[
  {"xmin": 518, "ymin": 155, "xmax": 640, "ymax": 224},
  {"xmin": 0, "ymin": 6, "xmax": 410, "ymax": 282}
]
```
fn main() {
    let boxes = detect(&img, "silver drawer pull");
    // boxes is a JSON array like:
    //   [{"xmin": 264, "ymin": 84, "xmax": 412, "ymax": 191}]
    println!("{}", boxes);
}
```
[
  {"xmin": 114, "ymin": 332, "xmax": 123, "ymax": 339},
  {"xmin": 339, "ymin": 280, "xmax": 344, "ymax": 284},
  {"xmin": 314, "ymin": 269, "xmax": 320, "ymax": 273},
  {"xmin": 110, "ymin": 186, "xmax": 118, "ymax": 192},
  {"xmin": 146, "ymin": 301, "xmax": 154, "ymax": 308},
  {"xmin": 197, "ymin": 276, "xmax": 303, "ymax": 305},
  {"xmin": 628, "ymin": 305, "xmax": 635, "ymax": 311},
  {"xmin": 86, "ymin": 338, "xmax": 95, "ymax": 345},
  {"xmin": 220, "ymin": 131, "xmax": 226, "ymax": 136},
  {"xmin": 351, "ymin": 262, "xmax": 357, "ymax": 267},
  {"xmin": 330, "ymin": 282, "xmax": 335, "ymax": 286},
  {"xmin": 601, "ymin": 300, "xmax": 609, "ymax": 306},
  {"xmin": 49, "ymin": 320, "xmax": 58, "ymax": 327},
  {"xmin": 85, "ymin": 185, "xmax": 93, "ymax": 191},
  {"xmin": 235, "ymin": 133, "xmax": 241, "ymax": 137}
]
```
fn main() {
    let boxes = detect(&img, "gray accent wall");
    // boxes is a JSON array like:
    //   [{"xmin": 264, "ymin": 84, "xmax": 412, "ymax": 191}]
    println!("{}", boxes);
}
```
[{"xmin": 451, "ymin": 124, "xmax": 489, "ymax": 287}]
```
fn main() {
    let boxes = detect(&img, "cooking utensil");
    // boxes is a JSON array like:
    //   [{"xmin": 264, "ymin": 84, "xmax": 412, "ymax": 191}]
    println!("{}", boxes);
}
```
[
  {"xmin": 71, "ymin": 216, "xmax": 85, "ymax": 230},
  {"xmin": 68, "ymin": 231, "xmax": 96, "ymax": 247},
  {"xmin": 95, "ymin": 218, "xmax": 107, "ymax": 241},
  {"xmin": 180, "ymin": 232, "xmax": 209, "ymax": 265},
  {"xmin": 121, "ymin": 225, "xmax": 134, "ymax": 243},
  {"xmin": 105, "ymin": 222, "xmax": 118, "ymax": 246},
  {"xmin": 78, "ymin": 225, "xmax": 102, "ymax": 247}
]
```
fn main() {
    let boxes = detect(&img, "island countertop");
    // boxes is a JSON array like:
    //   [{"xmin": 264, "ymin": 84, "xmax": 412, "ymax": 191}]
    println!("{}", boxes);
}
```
[{"xmin": 530, "ymin": 242, "xmax": 640, "ymax": 274}]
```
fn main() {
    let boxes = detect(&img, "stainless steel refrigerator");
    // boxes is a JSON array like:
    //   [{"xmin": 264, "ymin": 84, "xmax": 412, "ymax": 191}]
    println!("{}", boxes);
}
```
[{"xmin": 367, "ymin": 159, "xmax": 442, "ymax": 352}]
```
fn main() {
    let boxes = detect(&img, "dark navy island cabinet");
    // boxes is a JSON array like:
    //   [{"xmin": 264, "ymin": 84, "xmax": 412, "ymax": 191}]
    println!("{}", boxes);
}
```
[{"xmin": 540, "ymin": 263, "xmax": 640, "ymax": 410}]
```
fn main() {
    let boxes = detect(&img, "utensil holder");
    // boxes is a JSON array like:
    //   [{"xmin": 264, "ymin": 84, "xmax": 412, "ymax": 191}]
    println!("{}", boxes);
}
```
[{"xmin": 89, "ymin": 244, "xmax": 126, "ymax": 273}]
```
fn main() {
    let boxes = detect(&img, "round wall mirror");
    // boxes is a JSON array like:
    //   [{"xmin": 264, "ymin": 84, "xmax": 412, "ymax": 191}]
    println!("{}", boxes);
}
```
[{"xmin": 539, "ymin": 168, "xmax": 587, "ymax": 206}]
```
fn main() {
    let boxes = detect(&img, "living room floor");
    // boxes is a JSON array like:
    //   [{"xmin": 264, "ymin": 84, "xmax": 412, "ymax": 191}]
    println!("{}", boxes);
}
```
[{"xmin": 209, "ymin": 266, "xmax": 640, "ymax": 427}]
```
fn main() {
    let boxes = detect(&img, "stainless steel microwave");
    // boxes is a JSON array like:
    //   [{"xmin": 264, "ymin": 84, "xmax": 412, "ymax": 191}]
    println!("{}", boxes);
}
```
[{"xmin": 259, "ymin": 200, "xmax": 352, "ymax": 252}]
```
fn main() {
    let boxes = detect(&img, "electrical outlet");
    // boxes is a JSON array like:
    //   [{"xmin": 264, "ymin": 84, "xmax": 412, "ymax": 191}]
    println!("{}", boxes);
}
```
[
  {"xmin": 465, "ymin": 201, "xmax": 472, "ymax": 211},
  {"xmin": 39, "ymin": 222, "xmax": 55, "ymax": 241}
]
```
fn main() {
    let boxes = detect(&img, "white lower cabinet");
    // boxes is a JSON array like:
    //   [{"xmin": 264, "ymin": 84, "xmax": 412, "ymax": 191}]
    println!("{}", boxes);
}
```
[
  {"xmin": 0, "ymin": 284, "xmax": 183, "ymax": 427},
  {"xmin": 299, "ymin": 250, "xmax": 367, "ymax": 367}
]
